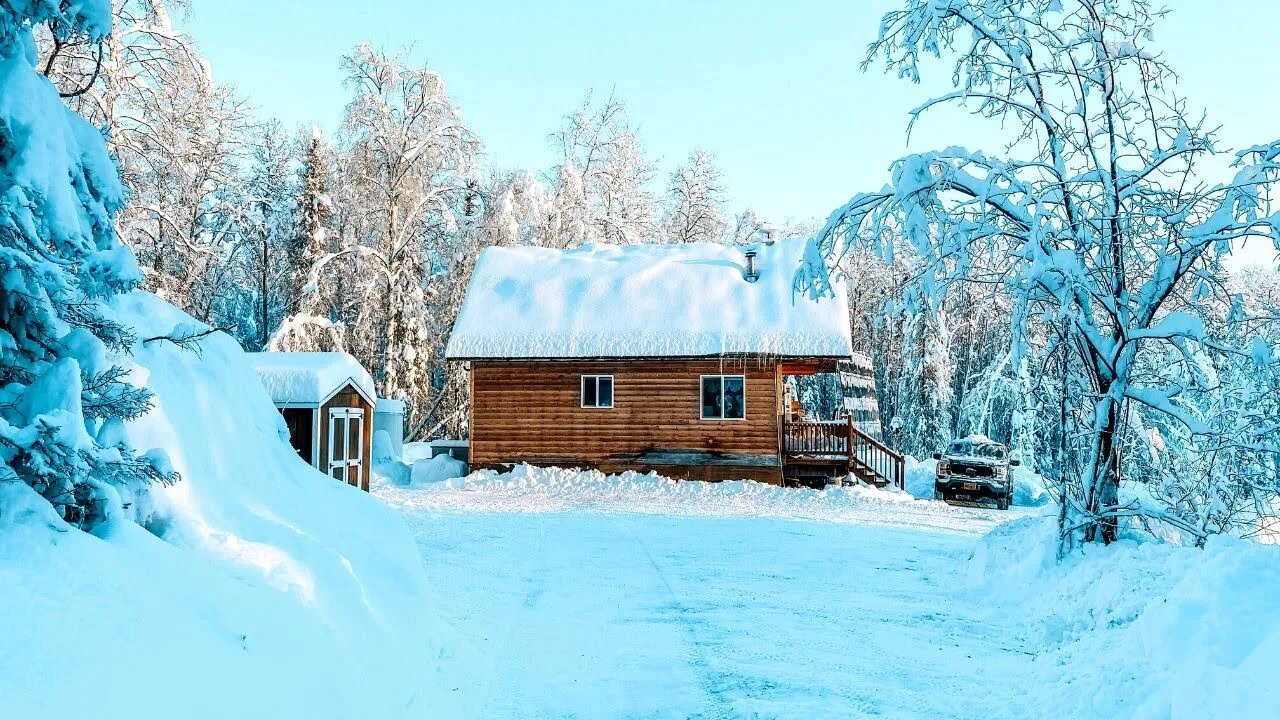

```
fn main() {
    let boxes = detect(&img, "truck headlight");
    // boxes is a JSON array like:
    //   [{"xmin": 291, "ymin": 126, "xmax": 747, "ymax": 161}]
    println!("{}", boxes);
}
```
[{"xmin": 936, "ymin": 461, "xmax": 950, "ymax": 476}]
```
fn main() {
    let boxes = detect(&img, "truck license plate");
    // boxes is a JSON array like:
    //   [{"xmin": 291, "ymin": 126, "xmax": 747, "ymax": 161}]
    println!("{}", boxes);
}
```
[{"xmin": 963, "ymin": 482, "xmax": 979, "ymax": 491}]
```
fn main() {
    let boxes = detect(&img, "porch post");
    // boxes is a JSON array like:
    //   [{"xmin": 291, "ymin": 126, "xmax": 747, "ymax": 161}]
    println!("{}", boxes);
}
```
[{"xmin": 846, "ymin": 412, "xmax": 855, "ymax": 472}]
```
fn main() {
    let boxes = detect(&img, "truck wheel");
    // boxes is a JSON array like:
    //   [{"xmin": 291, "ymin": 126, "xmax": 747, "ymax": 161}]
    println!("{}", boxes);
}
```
[
  {"xmin": 934, "ymin": 489, "xmax": 944, "ymax": 502},
  {"xmin": 997, "ymin": 495, "xmax": 1011, "ymax": 510}
]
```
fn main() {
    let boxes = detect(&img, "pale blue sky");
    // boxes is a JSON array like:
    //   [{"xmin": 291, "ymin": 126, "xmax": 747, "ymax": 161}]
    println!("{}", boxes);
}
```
[{"xmin": 187, "ymin": 1, "xmax": 1274, "ymax": 264}]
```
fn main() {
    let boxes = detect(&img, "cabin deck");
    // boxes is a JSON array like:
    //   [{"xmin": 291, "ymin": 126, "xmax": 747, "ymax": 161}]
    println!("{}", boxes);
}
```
[{"xmin": 781, "ymin": 418, "xmax": 905, "ymax": 489}]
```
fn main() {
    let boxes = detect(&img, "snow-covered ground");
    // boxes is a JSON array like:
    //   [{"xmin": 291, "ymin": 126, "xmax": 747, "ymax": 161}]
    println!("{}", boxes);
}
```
[
  {"xmin": 376, "ymin": 466, "xmax": 1033, "ymax": 718},
  {"xmin": 1, "ymin": 293, "xmax": 452, "ymax": 720},
  {"xmin": 377, "ymin": 465, "xmax": 1280, "ymax": 720}
]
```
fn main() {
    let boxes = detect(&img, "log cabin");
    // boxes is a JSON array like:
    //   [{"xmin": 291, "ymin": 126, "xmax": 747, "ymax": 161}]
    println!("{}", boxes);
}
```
[
  {"xmin": 248, "ymin": 351, "xmax": 376, "ymax": 491},
  {"xmin": 445, "ymin": 238, "xmax": 903, "ymax": 488}
]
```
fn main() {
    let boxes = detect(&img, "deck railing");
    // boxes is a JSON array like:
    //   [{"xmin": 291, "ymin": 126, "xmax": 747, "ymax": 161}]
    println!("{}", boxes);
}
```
[
  {"xmin": 849, "ymin": 421, "xmax": 905, "ymax": 490},
  {"xmin": 782, "ymin": 416, "xmax": 905, "ymax": 489},
  {"xmin": 782, "ymin": 419, "xmax": 850, "ymax": 456}
]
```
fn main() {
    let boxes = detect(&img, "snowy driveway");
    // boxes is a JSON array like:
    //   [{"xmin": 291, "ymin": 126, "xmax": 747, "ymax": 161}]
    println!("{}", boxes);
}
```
[{"xmin": 377, "ymin": 471, "xmax": 1035, "ymax": 719}]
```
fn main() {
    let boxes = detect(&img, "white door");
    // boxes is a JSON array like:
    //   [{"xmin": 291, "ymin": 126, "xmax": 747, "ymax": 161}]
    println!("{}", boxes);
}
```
[{"xmin": 328, "ymin": 408, "xmax": 365, "ymax": 486}]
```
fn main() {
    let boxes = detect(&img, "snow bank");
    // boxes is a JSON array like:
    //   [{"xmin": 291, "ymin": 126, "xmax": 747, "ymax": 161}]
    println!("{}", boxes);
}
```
[
  {"xmin": 445, "ymin": 238, "xmax": 853, "ymax": 359},
  {"xmin": 0, "ymin": 292, "xmax": 455, "ymax": 720},
  {"xmin": 969, "ymin": 517, "xmax": 1280, "ymax": 719},
  {"xmin": 373, "ymin": 452, "xmax": 468, "ymax": 489},
  {"xmin": 374, "ymin": 463, "xmax": 1021, "ymax": 536},
  {"xmin": 904, "ymin": 456, "xmax": 1051, "ymax": 506},
  {"xmin": 411, "ymin": 454, "xmax": 468, "ymax": 486},
  {"xmin": 246, "ymin": 351, "xmax": 375, "ymax": 404}
]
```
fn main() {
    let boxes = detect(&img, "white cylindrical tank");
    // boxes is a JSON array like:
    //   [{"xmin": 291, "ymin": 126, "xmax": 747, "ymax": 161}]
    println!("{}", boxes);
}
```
[{"xmin": 373, "ymin": 397, "xmax": 405, "ymax": 460}]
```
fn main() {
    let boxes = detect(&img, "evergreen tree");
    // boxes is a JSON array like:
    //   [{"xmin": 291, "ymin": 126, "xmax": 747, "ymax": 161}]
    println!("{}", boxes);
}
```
[
  {"xmin": 270, "ymin": 128, "xmax": 346, "ymax": 352},
  {"xmin": 233, "ymin": 121, "xmax": 297, "ymax": 349},
  {"xmin": 897, "ymin": 308, "xmax": 954, "ymax": 457},
  {"xmin": 1, "ymin": 1, "xmax": 176, "ymax": 529}
]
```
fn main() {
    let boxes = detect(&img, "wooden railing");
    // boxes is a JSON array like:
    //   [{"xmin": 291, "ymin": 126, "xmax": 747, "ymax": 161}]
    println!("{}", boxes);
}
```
[
  {"xmin": 782, "ymin": 416, "xmax": 905, "ymax": 489},
  {"xmin": 850, "ymin": 422, "xmax": 905, "ymax": 490},
  {"xmin": 782, "ymin": 419, "xmax": 850, "ymax": 456}
]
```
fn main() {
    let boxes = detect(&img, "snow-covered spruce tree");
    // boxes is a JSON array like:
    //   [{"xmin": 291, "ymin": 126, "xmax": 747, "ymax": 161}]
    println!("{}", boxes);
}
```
[
  {"xmin": 228, "ymin": 121, "xmax": 298, "ymax": 349},
  {"xmin": 271, "ymin": 128, "xmax": 346, "ymax": 353},
  {"xmin": 339, "ymin": 45, "xmax": 477, "ymax": 427},
  {"xmin": 801, "ymin": 0, "xmax": 1280, "ymax": 545},
  {"xmin": 1, "ymin": 1, "xmax": 175, "ymax": 528},
  {"xmin": 896, "ymin": 307, "xmax": 954, "ymax": 458},
  {"xmin": 664, "ymin": 150, "xmax": 727, "ymax": 244}
]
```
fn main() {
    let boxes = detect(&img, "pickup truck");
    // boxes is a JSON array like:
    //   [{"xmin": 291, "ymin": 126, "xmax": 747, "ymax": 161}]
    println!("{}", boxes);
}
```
[{"xmin": 933, "ymin": 436, "xmax": 1020, "ymax": 510}]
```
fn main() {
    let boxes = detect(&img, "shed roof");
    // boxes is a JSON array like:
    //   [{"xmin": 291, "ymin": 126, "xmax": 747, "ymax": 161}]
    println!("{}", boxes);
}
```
[
  {"xmin": 246, "ymin": 352, "xmax": 376, "ymax": 405},
  {"xmin": 445, "ymin": 238, "xmax": 852, "ymax": 360}
]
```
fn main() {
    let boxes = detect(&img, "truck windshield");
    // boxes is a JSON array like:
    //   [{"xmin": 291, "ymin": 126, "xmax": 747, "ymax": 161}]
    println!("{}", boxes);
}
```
[{"xmin": 947, "ymin": 440, "xmax": 1006, "ymax": 459}]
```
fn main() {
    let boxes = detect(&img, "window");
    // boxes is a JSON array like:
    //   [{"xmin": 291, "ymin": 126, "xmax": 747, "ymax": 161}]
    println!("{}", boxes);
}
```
[
  {"xmin": 581, "ymin": 375, "xmax": 614, "ymax": 408},
  {"xmin": 701, "ymin": 375, "xmax": 745, "ymax": 420}
]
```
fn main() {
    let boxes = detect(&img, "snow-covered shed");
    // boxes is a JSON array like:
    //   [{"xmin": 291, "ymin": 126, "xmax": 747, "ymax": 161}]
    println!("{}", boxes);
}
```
[
  {"xmin": 445, "ymin": 239, "xmax": 901, "ymax": 487},
  {"xmin": 247, "ymin": 352, "xmax": 376, "ymax": 491}
]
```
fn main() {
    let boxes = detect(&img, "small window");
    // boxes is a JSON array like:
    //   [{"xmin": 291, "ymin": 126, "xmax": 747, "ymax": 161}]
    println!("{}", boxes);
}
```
[
  {"xmin": 581, "ymin": 375, "xmax": 614, "ymax": 408},
  {"xmin": 701, "ymin": 375, "xmax": 745, "ymax": 420}
]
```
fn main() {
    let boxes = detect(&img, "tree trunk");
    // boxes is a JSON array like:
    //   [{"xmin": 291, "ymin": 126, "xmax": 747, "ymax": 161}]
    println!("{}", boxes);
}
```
[
  {"xmin": 259, "ymin": 237, "xmax": 270, "ymax": 350},
  {"xmin": 1084, "ymin": 389, "xmax": 1123, "ymax": 544}
]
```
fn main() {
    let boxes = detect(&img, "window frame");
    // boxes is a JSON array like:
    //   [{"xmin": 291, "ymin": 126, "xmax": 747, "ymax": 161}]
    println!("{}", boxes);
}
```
[
  {"xmin": 699, "ymin": 374, "xmax": 747, "ymax": 421},
  {"xmin": 580, "ymin": 374, "xmax": 615, "ymax": 409}
]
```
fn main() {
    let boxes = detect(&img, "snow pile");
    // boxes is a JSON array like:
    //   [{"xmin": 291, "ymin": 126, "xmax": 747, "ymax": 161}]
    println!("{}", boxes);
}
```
[
  {"xmin": 374, "ymin": 453, "xmax": 468, "ymax": 489},
  {"xmin": 970, "ymin": 517, "xmax": 1280, "ymax": 719},
  {"xmin": 375, "ymin": 463, "xmax": 1020, "ymax": 535},
  {"xmin": 904, "ymin": 456, "xmax": 1051, "ymax": 506},
  {"xmin": 246, "ymin": 351, "xmax": 375, "ymax": 404},
  {"xmin": 446, "ymin": 238, "xmax": 853, "ymax": 359},
  {"xmin": 0, "ymin": 293, "xmax": 455, "ymax": 720},
  {"xmin": 411, "ymin": 454, "xmax": 468, "ymax": 485}
]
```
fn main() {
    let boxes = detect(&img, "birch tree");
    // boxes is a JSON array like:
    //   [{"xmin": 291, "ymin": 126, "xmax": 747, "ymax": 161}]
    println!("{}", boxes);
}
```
[
  {"xmin": 339, "ymin": 45, "xmax": 478, "ymax": 425},
  {"xmin": 665, "ymin": 150, "xmax": 727, "ymax": 244},
  {"xmin": 802, "ymin": 0, "xmax": 1280, "ymax": 545},
  {"xmin": 549, "ymin": 93, "xmax": 659, "ymax": 245},
  {"xmin": 38, "ymin": 0, "xmax": 254, "ymax": 325}
]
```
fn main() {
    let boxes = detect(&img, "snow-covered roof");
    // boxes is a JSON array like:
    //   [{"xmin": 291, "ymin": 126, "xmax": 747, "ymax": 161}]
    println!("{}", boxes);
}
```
[
  {"xmin": 446, "ymin": 239, "xmax": 853, "ymax": 359},
  {"xmin": 246, "ymin": 352, "xmax": 376, "ymax": 405}
]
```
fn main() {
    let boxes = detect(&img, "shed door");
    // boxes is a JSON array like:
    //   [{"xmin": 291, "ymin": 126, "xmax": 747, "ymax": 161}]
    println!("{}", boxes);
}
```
[
  {"xmin": 280, "ymin": 407, "xmax": 315, "ymax": 465},
  {"xmin": 328, "ymin": 408, "xmax": 364, "ymax": 487}
]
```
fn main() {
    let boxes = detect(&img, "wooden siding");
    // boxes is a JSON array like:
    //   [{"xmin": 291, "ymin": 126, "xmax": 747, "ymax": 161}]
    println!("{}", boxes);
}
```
[
  {"xmin": 469, "ymin": 359, "xmax": 782, "ymax": 482},
  {"xmin": 318, "ymin": 384, "xmax": 374, "ymax": 492}
]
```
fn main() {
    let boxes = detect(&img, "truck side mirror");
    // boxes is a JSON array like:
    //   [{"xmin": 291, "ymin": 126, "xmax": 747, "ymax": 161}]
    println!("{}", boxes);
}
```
[
  {"xmin": 1010, "ymin": 459, "xmax": 1021, "ymax": 466},
  {"xmin": 931, "ymin": 452, "xmax": 941, "ymax": 460}
]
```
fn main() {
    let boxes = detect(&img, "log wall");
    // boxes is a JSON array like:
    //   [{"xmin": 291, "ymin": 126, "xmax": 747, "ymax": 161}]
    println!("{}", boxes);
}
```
[{"xmin": 469, "ymin": 359, "xmax": 782, "ymax": 481}]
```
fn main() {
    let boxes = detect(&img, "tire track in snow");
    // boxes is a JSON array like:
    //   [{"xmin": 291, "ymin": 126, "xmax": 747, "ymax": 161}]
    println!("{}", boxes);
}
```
[{"xmin": 622, "ymin": 520, "xmax": 741, "ymax": 720}]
